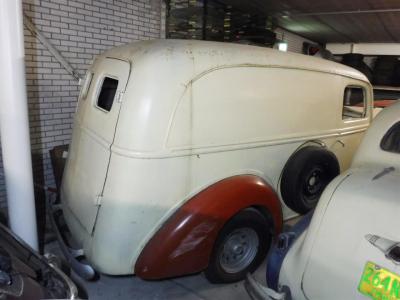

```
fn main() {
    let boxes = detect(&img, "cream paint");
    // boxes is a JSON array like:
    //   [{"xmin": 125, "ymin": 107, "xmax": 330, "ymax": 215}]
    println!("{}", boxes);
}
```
[{"xmin": 61, "ymin": 40, "xmax": 373, "ymax": 275}]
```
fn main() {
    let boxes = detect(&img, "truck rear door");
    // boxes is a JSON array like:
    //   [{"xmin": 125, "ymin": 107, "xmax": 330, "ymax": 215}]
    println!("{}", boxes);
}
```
[{"xmin": 61, "ymin": 57, "xmax": 130, "ymax": 234}]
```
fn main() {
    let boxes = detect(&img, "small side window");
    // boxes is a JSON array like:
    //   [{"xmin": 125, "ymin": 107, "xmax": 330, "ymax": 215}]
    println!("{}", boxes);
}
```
[
  {"xmin": 381, "ymin": 121, "xmax": 400, "ymax": 153},
  {"xmin": 97, "ymin": 77, "xmax": 119, "ymax": 112},
  {"xmin": 342, "ymin": 87, "xmax": 366, "ymax": 120}
]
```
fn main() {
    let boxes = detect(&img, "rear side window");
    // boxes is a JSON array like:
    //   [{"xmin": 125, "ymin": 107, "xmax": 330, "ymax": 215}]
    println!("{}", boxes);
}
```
[
  {"xmin": 97, "ymin": 77, "xmax": 119, "ymax": 112},
  {"xmin": 343, "ymin": 87, "xmax": 366, "ymax": 120},
  {"xmin": 381, "ymin": 121, "xmax": 400, "ymax": 153}
]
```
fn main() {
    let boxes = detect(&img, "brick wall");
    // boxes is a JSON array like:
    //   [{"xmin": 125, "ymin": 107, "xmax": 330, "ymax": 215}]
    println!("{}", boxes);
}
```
[{"xmin": 0, "ymin": 0, "xmax": 164, "ymax": 209}]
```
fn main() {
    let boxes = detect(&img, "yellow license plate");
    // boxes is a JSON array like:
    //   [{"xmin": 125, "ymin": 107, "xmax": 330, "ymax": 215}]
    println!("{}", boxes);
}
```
[{"xmin": 359, "ymin": 261, "xmax": 400, "ymax": 300}]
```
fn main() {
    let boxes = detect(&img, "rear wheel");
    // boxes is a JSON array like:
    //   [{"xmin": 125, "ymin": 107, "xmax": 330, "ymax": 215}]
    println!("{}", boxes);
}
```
[{"xmin": 205, "ymin": 209, "xmax": 272, "ymax": 283}]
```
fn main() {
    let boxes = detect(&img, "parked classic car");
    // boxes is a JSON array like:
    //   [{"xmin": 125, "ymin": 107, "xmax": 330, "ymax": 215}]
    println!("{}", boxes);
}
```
[
  {"xmin": 55, "ymin": 39, "xmax": 374, "ymax": 283},
  {"xmin": 246, "ymin": 101, "xmax": 400, "ymax": 300},
  {"xmin": 0, "ymin": 222, "xmax": 79, "ymax": 299}
]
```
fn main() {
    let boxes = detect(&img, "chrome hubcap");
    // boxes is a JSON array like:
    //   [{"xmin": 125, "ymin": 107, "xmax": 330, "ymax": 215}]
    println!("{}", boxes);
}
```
[{"xmin": 219, "ymin": 228, "xmax": 259, "ymax": 273}]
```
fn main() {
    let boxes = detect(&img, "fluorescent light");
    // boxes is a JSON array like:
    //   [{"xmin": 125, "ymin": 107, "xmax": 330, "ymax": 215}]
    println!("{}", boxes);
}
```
[{"xmin": 278, "ymin": 42, "xmax": 288, "ymax": 52}]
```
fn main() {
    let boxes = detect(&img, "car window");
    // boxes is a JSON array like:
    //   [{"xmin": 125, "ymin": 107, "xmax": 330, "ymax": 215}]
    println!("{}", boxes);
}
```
[
  {"xmin": 381, "ymin": 121, "xmax": 400, "ymax": 153},
  {"xmin": 96, "ymin": 77, "xmax": 119, "ymax": 112},
  {"xmin": 342, "ymin": 87, "xmax": 366, "ymax": 120}
]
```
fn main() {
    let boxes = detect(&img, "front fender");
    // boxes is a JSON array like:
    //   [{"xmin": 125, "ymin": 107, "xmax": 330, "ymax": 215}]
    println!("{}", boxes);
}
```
[{"xmin": 134, "ymin": 175, "xmax": 283, "ymax": 279}]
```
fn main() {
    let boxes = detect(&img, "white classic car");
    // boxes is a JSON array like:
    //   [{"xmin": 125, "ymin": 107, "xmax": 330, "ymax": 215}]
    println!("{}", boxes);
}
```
[{"xmin": 246, "ymin": 101, "xmax": 400, "ymax": 300}]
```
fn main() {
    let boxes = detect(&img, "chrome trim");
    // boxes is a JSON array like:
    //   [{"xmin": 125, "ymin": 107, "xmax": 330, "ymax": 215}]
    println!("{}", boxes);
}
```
[
  {"xmin": 245, "ymin": 274, "xmax": 286, "ymax": 300},
  {"xmin": 49, "ymin": 263, "xmax": 80, "ymax": 299},
  {"xmin": 0, "ymin": 223, "xmax": 79, "ymax": 299}
]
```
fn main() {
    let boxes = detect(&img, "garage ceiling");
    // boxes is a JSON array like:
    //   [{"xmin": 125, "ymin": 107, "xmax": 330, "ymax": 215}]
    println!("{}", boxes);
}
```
[{"xmin": 219, "ymin": 0, "xmax": 400, "ymax": 43}]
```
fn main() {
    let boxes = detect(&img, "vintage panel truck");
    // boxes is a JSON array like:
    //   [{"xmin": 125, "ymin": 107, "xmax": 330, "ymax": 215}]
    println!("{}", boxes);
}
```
[{"xmin": 52, "ymin": 40, "xmax": 373, "ymax": 283}]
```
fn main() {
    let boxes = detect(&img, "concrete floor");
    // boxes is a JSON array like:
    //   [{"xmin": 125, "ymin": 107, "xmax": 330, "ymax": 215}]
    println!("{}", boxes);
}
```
[
  {"xmin": 47, "ymin": 242, "xmax": 267, "ymax": 300},
  {"xmin": 79, "ymin": 260, "xmax": 266, "ymax": 300},
  {"xmin": 47, "ymin": 217, "xmax": 301, "ymax": 299}
]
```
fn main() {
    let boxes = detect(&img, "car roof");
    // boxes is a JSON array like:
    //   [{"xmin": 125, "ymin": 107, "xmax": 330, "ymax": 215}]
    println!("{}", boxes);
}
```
[{"xmin": 352, "ymin": 101, "xmax": 400, "ymax": 168}]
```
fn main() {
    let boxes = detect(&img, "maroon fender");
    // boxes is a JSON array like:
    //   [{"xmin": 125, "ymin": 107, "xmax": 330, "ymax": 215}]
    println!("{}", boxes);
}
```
[{"xmin": 134, "ymin": 175, "xmax": 283, "ymax": 280}]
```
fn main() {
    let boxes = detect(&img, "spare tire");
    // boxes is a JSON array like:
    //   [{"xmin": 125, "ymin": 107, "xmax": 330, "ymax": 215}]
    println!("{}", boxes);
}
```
[
  {"xmin": 341, "ymin": 53, "xmax": 372, "ymax": 81},
  {"xmin": 280, "ymin": 146, "xmax": 340, "ymax": 214},
  {"xmin": 342, "ymin": 53, "xmax": 364, "ymax": 64},
  {"xmin": 392, "ymin": 61, "xmax": 400, "ymax": 86},
  {"xmin": 373, "ymin": 56, "xmax": 399, "ymax": 85}
]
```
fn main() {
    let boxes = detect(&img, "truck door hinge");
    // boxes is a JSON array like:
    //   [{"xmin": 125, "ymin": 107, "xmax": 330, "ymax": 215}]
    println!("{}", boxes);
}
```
[
  {"xmin": 95, "ymin": 195, "xmax": 103, "ymax": 206},
  {"xmin": 116, "ymin": 91, "xmax": 124, "ymax": 103}
]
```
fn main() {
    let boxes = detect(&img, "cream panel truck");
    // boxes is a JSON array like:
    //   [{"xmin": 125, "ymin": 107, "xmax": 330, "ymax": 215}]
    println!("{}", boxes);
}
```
[{"xmin": 50, "ymin": 40, "xmax": 373, "ymax": 283}]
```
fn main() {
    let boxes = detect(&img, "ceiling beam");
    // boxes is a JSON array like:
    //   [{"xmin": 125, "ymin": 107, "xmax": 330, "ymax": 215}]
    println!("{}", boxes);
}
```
[{"xmin": 327, "ymin": 43, "xmax": 400, "ymax": 55}]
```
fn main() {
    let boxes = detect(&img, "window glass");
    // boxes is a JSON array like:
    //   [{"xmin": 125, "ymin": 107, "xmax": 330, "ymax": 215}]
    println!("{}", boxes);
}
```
[
  {"xmin": 97, "ymin": 77, "xmax": 119, "ymax": 112},
  {"xmin": 381, "ymin": 121, "xmax": 400, "ymax": 153},
  {"xmin": 342, "ymin": 87, "xmax": 366, "ymax": 119}
]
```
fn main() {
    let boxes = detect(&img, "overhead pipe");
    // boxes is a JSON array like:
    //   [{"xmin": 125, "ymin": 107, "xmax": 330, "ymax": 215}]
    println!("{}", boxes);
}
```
[
  {"xmin": 0, "ymin": 0, "xmax": 38, "ymax": 250},
  {"xmin": 285, "ymin": 8, "xmax": 400, "ymax": 17}
]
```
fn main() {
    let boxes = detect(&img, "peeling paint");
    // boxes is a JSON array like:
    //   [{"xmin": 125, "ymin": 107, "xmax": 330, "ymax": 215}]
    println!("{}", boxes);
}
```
[{"xmin": 170, "ymin": 221, "xmax": 217, "ymax": 259}]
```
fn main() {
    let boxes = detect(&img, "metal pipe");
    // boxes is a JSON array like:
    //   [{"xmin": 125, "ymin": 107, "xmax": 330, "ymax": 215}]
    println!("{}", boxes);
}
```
[
  {"xmin": 288, "ymin": 8, "xmax": 400, "ymax": 17},
  {"xmin": 24, "ymin": 14, "xmax": 81, "ymax": 82},
  {"xmin": 0, "ymin": 0, "xmax": 38, "ymax": 250}
]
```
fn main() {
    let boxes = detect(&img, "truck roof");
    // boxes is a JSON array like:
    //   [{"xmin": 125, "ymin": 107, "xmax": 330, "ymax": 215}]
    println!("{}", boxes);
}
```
[{"xmin": 100, "ymin": 39, "xmax": 369, "ymax": 83}]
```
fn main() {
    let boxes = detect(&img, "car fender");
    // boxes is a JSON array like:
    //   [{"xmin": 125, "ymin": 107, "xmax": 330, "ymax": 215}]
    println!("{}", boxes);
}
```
[{"xmin": 134, "ymin": 174, "xmax": 283, "ymax": 280}]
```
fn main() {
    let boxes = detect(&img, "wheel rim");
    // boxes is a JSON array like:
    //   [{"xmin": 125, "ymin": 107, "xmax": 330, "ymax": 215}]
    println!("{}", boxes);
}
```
[
  {"xmin": 302, "ymin": 165, "xmax": 327, "ymax": 205},
  {"xmin": 219, "ymin": 228, "xmax": 259, "ymax": 274}
]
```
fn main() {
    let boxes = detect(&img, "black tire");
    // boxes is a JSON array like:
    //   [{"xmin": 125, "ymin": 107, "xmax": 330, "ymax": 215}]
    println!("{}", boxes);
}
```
[
  {"xmin": 341, "ymin": 53, "xmax": 373, "ymax": 81},
  {"xmin": 373, "ymin": 56, "xmax": 399, "ymax": 85},
  {"xmin": 205, "ymin": 209, "xmax": 272, "ymax": 283},
  {"xmin": 280, "ymin": 146, "xmax": 340, "ymax": 214},
  {"xmin": 342, "ymin": 53, "xmax": 364, "ymax": 64},
  {"xmin": 392, "ymin": 61, "xmax": 400, "ymax": 86}
]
